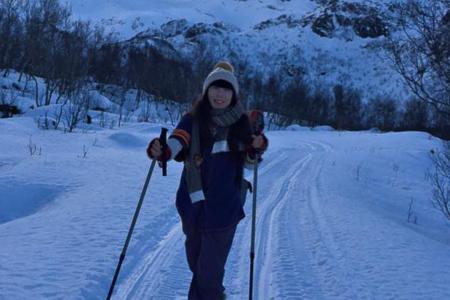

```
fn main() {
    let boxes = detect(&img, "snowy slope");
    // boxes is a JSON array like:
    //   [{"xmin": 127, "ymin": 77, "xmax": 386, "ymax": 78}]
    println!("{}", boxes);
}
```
[
  {"xmin": 66, "ymin": 0, "xmax": 411, "ymax": 101},
  {"xmin": 1, "ymin": 113, "xmax": 450, "ymax": 299},
  {"xmin": 69, "ymin": 0, "xmax": 318, "ymax": 36}
]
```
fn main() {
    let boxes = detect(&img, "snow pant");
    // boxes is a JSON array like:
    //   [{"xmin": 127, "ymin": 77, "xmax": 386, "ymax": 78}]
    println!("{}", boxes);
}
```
[{"xmin": 182, "ymin": 223, "xmax": 237, "ymax": 300}]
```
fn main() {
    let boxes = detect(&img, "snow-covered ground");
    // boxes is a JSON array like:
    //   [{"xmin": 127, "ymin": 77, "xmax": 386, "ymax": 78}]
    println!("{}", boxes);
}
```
[{"xmin": 1, "ymin": 112, "xmax": 449, "ymax": 299}]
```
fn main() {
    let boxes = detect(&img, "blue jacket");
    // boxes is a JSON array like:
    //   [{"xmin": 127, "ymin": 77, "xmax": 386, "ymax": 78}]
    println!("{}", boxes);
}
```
[{"xmin": 170, "ymin": 113, "xmax": 253, "ymax": 231}]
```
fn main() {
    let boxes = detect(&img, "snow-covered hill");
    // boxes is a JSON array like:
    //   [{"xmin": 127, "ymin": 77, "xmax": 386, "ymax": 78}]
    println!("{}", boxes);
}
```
[
  {"xmin": 67, "ymin": 0, "xmax": 410, "ymax": 102},
  {"xmin": 1, "ymin": 112, "xmax": 450, "ymax": 299},
  {"xmin": 69, "ymin": 0, "xmax": 318, "ymax": 34}
]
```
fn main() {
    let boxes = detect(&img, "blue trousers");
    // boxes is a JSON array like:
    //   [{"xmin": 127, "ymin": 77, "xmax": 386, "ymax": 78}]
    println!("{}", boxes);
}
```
[{"xmin": 183, "ymin": 223, "xmax": 237, "ymax": 300}]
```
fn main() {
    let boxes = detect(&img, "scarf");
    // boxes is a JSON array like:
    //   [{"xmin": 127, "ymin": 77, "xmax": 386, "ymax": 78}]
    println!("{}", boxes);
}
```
[{"xmin": 185, "ymin": 103, "xmax": 245, "ymax": 203}]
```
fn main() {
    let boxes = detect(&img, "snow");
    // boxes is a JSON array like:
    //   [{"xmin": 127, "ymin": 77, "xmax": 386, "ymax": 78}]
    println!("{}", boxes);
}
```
[
  {"xmin": 87, "ymin": 91, "xmax": 114, "ymax": 111},
  {"xmin": 1, "ymin": 108, "xmax": 450, "ymax": 299},
  {"xmin": 68, "ymin": 0, "xmax": 318, "ymax": 37},
  {"xmin": 312, "ymin": 125, "xmax": 334, "ymax": 131},
  {"xmin": 64, "ymin": 0, "xmax": 413, "ymax": 102},
  {"xmin": 0, "ymin": 0, "xmax": 447, "ymax": 297},
  {"xmin": 0, "ymin": 182, "xmax": 61, "ymax": 224},
  {"xmin": 286, "ymin": 124, "xmax": 310, "ymax": 131}
]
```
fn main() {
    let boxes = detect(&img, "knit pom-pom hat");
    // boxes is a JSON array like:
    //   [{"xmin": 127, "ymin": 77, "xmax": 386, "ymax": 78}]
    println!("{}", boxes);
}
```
[{"xmin": 202, "ymin": 61, "xmax": 239, "ymax": 96}]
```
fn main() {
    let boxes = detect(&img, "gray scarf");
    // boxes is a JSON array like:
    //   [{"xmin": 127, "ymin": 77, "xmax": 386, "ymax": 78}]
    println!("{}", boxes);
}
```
[{"xmin": 185, "ymin": 103, "xmax": 245, "ymax": 203}]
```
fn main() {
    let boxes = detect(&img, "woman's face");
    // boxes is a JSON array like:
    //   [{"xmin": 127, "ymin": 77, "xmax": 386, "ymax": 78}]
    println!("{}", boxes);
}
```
[{"xmin": 207, "ymin": 85, "xmax": 233, "ymax": 109}]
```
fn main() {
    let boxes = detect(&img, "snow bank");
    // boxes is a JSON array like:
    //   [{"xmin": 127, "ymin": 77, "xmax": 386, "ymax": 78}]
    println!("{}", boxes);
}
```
[
  {"xmin": 108, "ymin": 132, "xmax": 147, "ymax": 148},
  {"xmin": 88, "ymin": 90, "xmax": 114, "ymax": 111},
  {"xmin": 0, "ymin": 182, "xmax": 61, "ymax": 224},
  {"xmin": 312, "ymin": 125, "xmax": 334, "ymax": 131},
  {"xmin": 285, "ymin": 124, "xmax": 310, "ymax": 131}
]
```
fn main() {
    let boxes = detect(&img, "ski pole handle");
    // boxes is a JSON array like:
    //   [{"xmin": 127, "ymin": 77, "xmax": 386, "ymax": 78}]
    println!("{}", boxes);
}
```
[
  {"xmin": 249, "ymin": 110, "xmax": 265, "ymax": 157},
  {"xmin": 159, "ymin": 128, "xmax": 168, "ymax": 176},
  {"xmin": 249, "ymin": 110, "xmax": 265, "ymax": 135}
]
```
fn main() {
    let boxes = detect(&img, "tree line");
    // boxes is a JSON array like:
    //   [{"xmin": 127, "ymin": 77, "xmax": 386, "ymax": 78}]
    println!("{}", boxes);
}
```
[
  {"xmin": 1, "ymin": 0, "xmax": 448, "ymax": 139},
  {"xmin": 247, "ymin": 71, "xmax": 448, "ymax": 138},
  {"xmin": 0, "ymin": 0, "xmax": 196, "ymax": 107}
]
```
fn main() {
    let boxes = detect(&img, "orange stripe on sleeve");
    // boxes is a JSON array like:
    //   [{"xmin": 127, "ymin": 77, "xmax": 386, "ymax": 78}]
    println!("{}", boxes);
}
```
[{"xmin": 171, "ymin": 129, "xmax": 191, "ymax": 146}]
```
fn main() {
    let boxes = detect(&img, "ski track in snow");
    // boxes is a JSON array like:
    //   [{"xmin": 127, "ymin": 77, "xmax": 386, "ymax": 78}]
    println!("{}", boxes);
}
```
[
  {"xmin": 114, "ymin": 147, "xmax": 293, "ymax": 299},
  {"xmin": 115, "ymin": 139, "xmax": 374, "ymax": 300},
  {"xmin": 115, "ymin": 223, "xmax": 187, "ymax": 299},
  {"xmin": 254, "ymin": 152, "xmax": 314, "ymax": 299}
]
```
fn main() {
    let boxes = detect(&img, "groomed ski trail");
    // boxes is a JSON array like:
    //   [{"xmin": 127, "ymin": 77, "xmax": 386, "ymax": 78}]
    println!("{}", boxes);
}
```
[
  {"xmin": 115, "ymin": 138, "xmax": 373, "ymax": 299},
  {"xmin": 114, "ymin": 146, "xmax": 292, "ymax": 299}
]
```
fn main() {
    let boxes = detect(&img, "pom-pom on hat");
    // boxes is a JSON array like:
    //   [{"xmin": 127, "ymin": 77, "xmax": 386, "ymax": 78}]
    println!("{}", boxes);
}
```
[{"xmin": 202, "ymin": 61, "xmax": 239, "ymax": 96}]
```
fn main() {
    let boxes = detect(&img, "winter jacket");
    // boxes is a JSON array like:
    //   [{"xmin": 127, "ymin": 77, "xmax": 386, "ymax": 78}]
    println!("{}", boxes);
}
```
[{"xmin": 170, "ymin": 113, "xmax": 263, "ymax": 231}]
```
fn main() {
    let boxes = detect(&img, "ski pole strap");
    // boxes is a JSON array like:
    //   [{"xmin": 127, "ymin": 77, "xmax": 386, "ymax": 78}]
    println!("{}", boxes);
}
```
[{"xmin": 159, "ymin": 127, "xmax": 168, "ymax": 176}]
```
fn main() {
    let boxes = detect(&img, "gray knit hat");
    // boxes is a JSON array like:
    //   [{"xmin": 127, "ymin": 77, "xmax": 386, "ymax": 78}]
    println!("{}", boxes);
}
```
[{"xmin": 202, "ymin": 61, "xmax": 239, "ymax": 96}]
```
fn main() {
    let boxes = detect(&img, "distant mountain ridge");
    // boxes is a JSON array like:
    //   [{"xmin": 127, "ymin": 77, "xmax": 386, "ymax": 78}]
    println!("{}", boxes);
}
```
[{"xmin": 69, "ymin": 0, "xmax": 410, "ymax": 101}]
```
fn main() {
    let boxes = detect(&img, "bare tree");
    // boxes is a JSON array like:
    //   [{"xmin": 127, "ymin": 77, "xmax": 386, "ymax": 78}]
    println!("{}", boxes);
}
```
[
  {"xmin": 384, "ymin": 0, "xmax": 450, "ymax": 117},
  {"xmin": 401, "ymin": 97, "xmax": 429, "ymax": 131},
  {"xmin": 0, "ymin": 0, "xmax": 23, "ymax": 72},
  {"xmin": 365, "ymin": 96, "xmax": 399, "ymax": 131},
  {"xmin": 53, "ymin": 21, "xmax": 92, "ymax": 102},
  {"xmin": 117, "ymin": 87, "xmax": 127, "ymax": 127},
  {"xmin": 429, "ymin": 142, "xmax": 450, "ymax": 221},
  {"xmin": 309, "ymin": 86, "xmax": 333, "ymax": 127},
  {"xmin": 63, "ymin": 90, "xmax": 89, "ymax": 132},
  {"xmin": 52, "ymin": 97, "xmax": 68, "ymax": 129},
  {"xmin": 334, "ymin": 84, "xmax": 363, "ymax": 130},
  {"xmin": 20, "ymin": 0, "xmax": 72, "ymax": 106},
  {"xmin": 386, "ymin": 1, "xmax": 450, "ymax": 222}
]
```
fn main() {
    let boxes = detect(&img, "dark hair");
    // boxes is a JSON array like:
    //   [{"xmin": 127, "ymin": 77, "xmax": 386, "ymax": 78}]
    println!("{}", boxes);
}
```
[
  {"xmin": 190, "ymin": 91, "xmax": 249, "ymax": 146},
  {"xmin": 189, "ymin": 89, "xmax": 252, "ymax": 184}
]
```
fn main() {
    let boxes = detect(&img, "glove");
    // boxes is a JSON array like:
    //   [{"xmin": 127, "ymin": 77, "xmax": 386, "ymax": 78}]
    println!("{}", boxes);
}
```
[
  {"xmin": 247, "ymin": 134, "xmax": 268, "ymax": 154},
  {"xmin": 245, "ymin": 134, "xmax": 268, "ymax": 162},
  {"xmin": 146, "ymin": 138, "xmax": 171, "ymax": 161},
  {"xmin": 257, "ymin": 134, "xmax": 269, "ymax": 152}
]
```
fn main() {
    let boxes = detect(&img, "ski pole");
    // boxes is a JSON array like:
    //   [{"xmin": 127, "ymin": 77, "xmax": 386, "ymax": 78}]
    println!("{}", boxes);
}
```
[
  {"xmin": 247, "ymin": 110, "xmax": 265, "ymax": 300},
  {"xmin": 106, "ymin": 127, "xmax": 168, "ymax": 300},
  {"xmin": 249, "ymin": 151, "xmax": 259, "ymax": 300}
]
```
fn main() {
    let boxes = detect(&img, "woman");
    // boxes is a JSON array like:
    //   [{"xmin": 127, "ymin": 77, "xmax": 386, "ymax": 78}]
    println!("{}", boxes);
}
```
[{"xmin": 147, "ymin": 61, "xmax": 268, "ymax": 299}]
